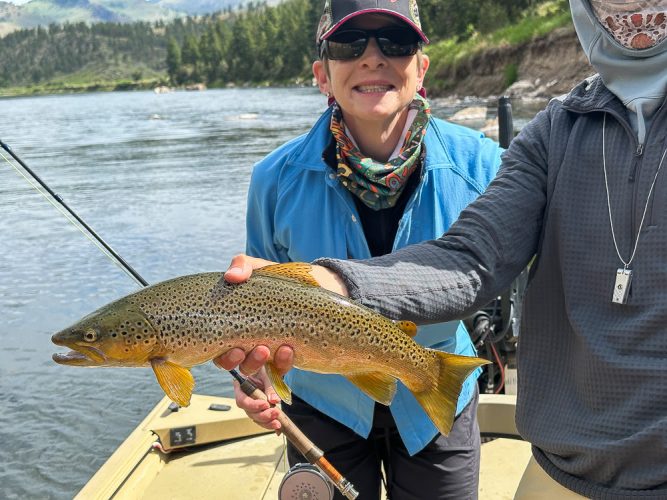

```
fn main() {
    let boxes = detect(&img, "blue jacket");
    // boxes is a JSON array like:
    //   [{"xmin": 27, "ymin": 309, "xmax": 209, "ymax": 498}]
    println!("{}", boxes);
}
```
[{"xmin": 245, "ymin": 106, "xmax": 502, "ymax": 455}]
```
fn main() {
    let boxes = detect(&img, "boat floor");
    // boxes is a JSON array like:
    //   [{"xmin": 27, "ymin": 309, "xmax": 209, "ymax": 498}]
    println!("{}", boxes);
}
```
[{"xmin": 78, "ymin": 395, "xmax": 531, "ymax": 499}]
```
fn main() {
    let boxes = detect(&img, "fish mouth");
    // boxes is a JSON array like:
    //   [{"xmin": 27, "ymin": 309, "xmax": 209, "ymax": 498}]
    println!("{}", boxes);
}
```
[
  {"xmin": 52, "ymin": 333, "xmax": 107, "ymax": 366},
  {"xmin": 52, "ymin": 346, "xmax": 106, "ymax": 365},
  {"xmin": 52, "ymin": 350, "xmax": 93, "ymax": 366}
]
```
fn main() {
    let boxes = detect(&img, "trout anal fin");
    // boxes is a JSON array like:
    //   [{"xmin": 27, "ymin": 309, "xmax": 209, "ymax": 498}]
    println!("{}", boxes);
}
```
[
  {"xmin": 256, "ymin": 263, "xmax": 319, "ymax": 287},
  {"xmin": 345, "ymin": 372, "xmax": 398, "ymax": 406},
  {"xmin": 151, "ymin": 359, "xmax": 195, "ymax": 407},
  {"xmin": 266, "ymin": 361, "xmax": 292, "ymax": 405}
]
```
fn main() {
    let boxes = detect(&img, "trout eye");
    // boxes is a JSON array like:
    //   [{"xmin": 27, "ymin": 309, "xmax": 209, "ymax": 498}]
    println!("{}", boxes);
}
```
[{"xmin": 83, "ymin": 329, "xmax": 98, "ymax": 342}]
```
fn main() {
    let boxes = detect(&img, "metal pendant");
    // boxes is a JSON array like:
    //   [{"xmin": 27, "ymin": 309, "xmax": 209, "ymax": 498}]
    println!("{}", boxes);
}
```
[{"xmin": 612, "ymin": 268, "xmax": 633, "ymax": 304}]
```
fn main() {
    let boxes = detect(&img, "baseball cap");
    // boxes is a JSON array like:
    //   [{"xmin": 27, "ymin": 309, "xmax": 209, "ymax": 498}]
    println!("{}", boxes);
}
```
[{"xmin": 316, "ymin": 0, "xmax": 430, "ymax": 45}]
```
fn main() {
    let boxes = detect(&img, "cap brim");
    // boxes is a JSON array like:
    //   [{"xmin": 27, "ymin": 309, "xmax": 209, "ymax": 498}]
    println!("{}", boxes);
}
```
[{"xmin": 320, "ymin": 9, "xmax": 429, "ymax": 44}]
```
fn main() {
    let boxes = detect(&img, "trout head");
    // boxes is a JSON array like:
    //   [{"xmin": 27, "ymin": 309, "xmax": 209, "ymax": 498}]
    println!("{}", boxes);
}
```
[{"xmin": 52, "ymin": 300, "xmax": 161, "ymax": 367}]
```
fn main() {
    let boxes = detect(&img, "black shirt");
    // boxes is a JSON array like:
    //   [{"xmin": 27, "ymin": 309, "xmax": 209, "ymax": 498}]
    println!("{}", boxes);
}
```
[{"xmin": 323, "ymin": 136, "xmax": 423, "ymax": 257}]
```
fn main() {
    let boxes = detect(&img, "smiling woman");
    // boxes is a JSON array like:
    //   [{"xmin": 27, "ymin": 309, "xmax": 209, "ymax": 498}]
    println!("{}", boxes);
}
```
[
  {"xmin": 213, "ymin": 1, "xmax": 504, "ymax": 498},
  {"xmin": 313, "ymin": 13, "xmax": 429, "ymax": 163}
]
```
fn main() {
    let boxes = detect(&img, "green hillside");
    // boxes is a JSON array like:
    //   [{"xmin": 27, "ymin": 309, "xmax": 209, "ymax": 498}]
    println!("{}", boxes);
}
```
[{"xmin": 0, "ymin": 0, "xmax": 573, "ymax": 96}]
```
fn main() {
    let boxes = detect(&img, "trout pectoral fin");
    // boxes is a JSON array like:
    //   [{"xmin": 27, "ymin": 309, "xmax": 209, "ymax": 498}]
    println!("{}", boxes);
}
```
[
  {"xmin": 265, "ymin": 361, "xmax": 292, "ymax": 404},
  {"xmin": 345, "ymin": 372, "xmax": 398, "ymax": 406},
  {"xmin": 256, "ymin": 263, "xmax": 319, "ymax": 287},
  {"xmin": 394, "ymin": 320, "xmax": 417, "ymax": 338},
  {"xmin": 151, "ymin": 359, "xmax": 195, "ymax": 408}
]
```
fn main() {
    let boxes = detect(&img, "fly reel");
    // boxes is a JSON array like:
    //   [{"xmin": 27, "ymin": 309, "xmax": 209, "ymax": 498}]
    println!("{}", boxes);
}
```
[{"xmin": 278, "ymin": 463, "xmax": 334, "ymax": 500}]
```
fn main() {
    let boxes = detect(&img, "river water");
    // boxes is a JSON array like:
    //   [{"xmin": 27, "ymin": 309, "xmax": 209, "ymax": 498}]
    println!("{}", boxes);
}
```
[{"xmin": 0, "ymin": 88, "xmax": 545, "ymax": 499}]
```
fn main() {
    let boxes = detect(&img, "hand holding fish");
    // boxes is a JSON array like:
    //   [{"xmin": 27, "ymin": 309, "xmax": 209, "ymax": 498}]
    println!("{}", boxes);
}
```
[
  {"xmin": 215, "ymin": 342, "xmax": 294, "ymax": 430},
  {"xmin": 216, "ymin": 254, "xmax": 348, "ymax": 376},
  {"xmin": 224, "ymin": 254, "xmax": 348, "ymax": 295},
  {"xmin": 215, "ymin": 254, "xmax": 348, "ymax": 430}
]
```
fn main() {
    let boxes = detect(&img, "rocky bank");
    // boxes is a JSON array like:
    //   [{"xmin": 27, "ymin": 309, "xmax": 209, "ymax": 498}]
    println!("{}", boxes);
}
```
[{"xmin": 431, "ymin": 26, "xmax": 595, "ymax": 99}]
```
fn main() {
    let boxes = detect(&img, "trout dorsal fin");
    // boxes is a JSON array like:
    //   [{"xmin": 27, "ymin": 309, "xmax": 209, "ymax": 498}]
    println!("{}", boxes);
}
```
[
  {"xmin": 394, "ymin": 320, "xmax": 417, "ymax": 338},
  {"xmin": 255, "ymin": 263, "xmax": 319, "ymax": 287},
  {"xmin": 151, "ymin": 358, "xmax": 195, "ymax": 408}
]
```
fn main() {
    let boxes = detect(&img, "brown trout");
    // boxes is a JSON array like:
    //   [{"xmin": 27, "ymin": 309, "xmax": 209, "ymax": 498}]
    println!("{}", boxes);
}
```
[{"xmin": 52, "ymin": 263, "xmax": 488, "ymax": 435}]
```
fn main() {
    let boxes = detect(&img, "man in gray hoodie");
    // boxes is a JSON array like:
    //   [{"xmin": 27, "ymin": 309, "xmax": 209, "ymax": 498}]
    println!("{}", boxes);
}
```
[{"xmin": 219, "ymin": 0, "xmax": 667, "ymax": 497}]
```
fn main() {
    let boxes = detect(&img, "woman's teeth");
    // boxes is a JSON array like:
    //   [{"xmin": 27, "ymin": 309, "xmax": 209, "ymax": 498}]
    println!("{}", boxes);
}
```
[{"xmin": 356, "ymin": 85, "xmax": 392, "ymax": 93}]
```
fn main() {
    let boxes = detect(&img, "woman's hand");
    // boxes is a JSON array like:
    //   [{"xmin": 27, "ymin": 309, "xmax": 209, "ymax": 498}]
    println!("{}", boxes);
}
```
[
  {"xmin": 213, "ymin": 360, "xmax": 284, "ymax": 431},
  {"xmin": 213, "ymin": 253, "xmax": 349, "ymax": 429},
  {"xmin": 215, "ymin": 254, "xmax": 295, "ymax": 375},
  {"xmin": 214, "ymin": 254, "xmax": 349, "ymax": 374}
]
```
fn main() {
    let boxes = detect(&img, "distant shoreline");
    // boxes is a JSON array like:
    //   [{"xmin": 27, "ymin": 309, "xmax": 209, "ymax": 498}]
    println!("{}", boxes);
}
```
[{"xmin": 0, "ymin": 27, "xmax": 595, "ymax": 102}]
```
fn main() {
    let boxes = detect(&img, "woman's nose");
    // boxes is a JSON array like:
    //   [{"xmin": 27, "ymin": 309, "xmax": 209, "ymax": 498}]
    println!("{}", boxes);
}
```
[{"xmin": 358, "ymin": 37, "xmax": 386, "ymax": 66}]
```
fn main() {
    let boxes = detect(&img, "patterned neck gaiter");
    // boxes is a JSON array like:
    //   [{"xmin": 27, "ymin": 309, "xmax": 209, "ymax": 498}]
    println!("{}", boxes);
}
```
[
  {"xmin": 590, "ymin": 0, "xmax": 667, "ymax": 49},
  {"xmin": 330, "ymin": 95, "xmax": 431, "ymax": 211}
]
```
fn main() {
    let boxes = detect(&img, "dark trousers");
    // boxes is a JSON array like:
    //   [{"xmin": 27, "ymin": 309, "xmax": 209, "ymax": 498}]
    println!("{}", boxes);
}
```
[{"xmin": 283, "ymin": 389, "xmax": 480, "ymax": 500}]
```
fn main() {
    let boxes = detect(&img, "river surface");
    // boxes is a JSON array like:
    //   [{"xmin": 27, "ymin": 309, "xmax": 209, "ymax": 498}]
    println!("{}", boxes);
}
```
[{"xmin": 0, "ymin": 88, "xmax": 545, "ymax": 499}]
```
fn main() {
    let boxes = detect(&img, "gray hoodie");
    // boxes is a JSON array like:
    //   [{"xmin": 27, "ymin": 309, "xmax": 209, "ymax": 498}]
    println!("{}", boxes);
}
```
[{"xmin": 317, "ymin": 49, "xmax": 667, "ymax": 500}]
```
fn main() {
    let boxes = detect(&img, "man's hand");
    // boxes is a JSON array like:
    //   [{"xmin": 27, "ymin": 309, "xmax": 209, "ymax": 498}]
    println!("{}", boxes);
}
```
[
  {"xmin": 223, "ymin": 254, "xmax": 274, "ymax": 284},
  {"xmin": 223, "ymin": 253, "xmax": 349, "ymax": 295}
]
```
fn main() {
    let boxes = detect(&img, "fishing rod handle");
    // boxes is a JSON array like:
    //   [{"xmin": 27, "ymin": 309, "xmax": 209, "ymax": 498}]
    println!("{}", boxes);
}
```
[
  {"xmin": 238, "ymin": 378, "xmax": 320, "ymax": 457},
  {"xmin": 238, "ymin": 377, "xmax": 359, "ymax": 499}
]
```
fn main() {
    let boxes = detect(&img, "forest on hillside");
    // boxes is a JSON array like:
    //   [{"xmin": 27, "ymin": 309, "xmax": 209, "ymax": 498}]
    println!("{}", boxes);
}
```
[
  {"xmin": 167, "ymin": 0, "xmax": 540, "ymax": 85},
  {"xmin": 0, "ymin": 0, "xmax": 543, "ymax": 91},
  {"xmin": 0, "ymin": 16, "xmax": 211, "ymax": 88}
]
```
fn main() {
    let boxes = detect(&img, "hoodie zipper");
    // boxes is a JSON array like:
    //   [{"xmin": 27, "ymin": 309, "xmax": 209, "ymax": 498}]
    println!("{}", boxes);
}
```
[
  {"xmin": 628, "ymin": 143, "xmax": 643, "ymax": 182},
  {"xmin": 589, "ymin": 109, "xmax": 645, "ymax": 245}
]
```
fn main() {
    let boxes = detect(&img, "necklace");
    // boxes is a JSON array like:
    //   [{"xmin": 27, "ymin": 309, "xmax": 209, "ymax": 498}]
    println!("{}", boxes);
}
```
[{"xmin": 602, "ymin": 113, "xmax": 667, "ymax": 304}]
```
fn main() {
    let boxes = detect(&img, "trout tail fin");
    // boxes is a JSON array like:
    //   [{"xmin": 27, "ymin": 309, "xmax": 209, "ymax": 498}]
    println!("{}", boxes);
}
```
[{"xmin": 414, "ymin": 351, "xmax": 489, "ymax": 436}]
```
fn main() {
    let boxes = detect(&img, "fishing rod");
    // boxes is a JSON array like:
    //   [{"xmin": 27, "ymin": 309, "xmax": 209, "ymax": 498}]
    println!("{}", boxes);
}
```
[
  {"xmin": 0, "ymin": 140, "xmax": 358, "ymax": 500},
  {"xmin": 231, "ymin": 371, "xmax": 358, "ymax": 499},
  {"xmin": 0, "ymin": 139, "xmax": 148, "ymax": 287}
]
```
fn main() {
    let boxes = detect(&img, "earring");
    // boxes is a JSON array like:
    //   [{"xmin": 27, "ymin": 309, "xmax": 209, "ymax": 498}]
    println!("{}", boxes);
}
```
[{"xmin": 325, "ymin": 92, "xmax": 331, "ymax": 98}]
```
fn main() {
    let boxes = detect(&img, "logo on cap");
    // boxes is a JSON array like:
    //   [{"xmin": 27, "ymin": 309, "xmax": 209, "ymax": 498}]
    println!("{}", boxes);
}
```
[
  {"xmin": 409, "ymin": 0, "xmax": 421, "ymax": 27},
  {"xmin": 317, "ymin": 0, "xmax": 333, "ymax": 43}
]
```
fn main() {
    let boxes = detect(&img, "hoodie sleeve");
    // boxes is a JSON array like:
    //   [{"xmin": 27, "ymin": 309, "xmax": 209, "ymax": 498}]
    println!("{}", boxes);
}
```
[{"xmin": 315, "ymin": 106, "xmax": 555, "ymax": 324}]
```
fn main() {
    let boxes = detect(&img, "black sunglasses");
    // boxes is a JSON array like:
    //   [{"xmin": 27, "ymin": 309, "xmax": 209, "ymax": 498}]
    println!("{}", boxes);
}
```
[{"xmin": 319, "ymin": 27, "xmax": 422, "ymax": 61}]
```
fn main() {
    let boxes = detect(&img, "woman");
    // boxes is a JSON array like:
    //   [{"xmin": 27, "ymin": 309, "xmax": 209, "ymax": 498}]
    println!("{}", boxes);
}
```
[
  {"xmin": 222, "ymin": 0, "xmax": 667, "ymax": 498},
  {"xmin": 217, "ymin": 1, "xmax": 502, "ymax": 498}
]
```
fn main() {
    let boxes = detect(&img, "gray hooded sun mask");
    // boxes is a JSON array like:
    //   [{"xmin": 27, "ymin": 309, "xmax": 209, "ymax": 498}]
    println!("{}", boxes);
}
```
[{"xmin": 570, "ymin": 0, "xmax": 667, "ymax": 144}]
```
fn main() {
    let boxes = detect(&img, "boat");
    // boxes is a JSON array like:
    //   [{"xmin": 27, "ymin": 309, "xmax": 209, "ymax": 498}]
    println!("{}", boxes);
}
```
[{"xmin": 77, "ymin": 393, "xmax": 530, "ymax": 499}]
